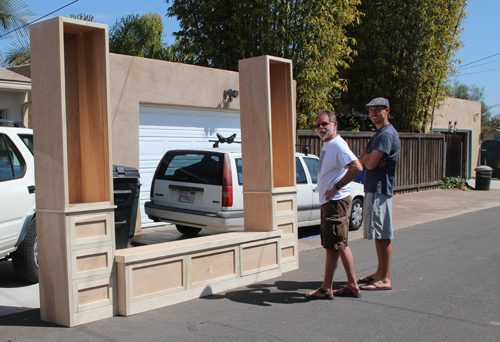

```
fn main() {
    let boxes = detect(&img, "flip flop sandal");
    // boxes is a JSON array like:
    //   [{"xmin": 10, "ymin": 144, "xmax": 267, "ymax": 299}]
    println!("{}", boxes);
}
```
[
  {"xmin": 358, "ymin": 276, "xmax": 375, "ymax": 284},
  {"xmin": 360, "ymin": 283, "xmax": 392, "ymax": 291},
  {"xmin": 306, "ymin": 288, "xmax": 334, "ymax": 300},
  {"xmin": 333, "ymin": 287, "xmax": 361, "ymax": 298}
]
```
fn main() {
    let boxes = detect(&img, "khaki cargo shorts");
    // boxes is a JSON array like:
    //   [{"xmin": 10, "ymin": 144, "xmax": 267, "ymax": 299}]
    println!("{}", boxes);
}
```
[{"xmin": 320, "ymin": 196, "xmax": 352, "ymax": 250}]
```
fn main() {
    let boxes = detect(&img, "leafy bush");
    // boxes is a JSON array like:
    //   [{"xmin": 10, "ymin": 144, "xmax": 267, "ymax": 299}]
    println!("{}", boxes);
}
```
[{"xmin": 440, "ymin": 177, "xmax": 467, "ymax": 190}]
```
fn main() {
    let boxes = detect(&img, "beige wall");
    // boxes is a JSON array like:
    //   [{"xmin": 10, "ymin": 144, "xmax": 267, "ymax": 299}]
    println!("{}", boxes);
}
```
[
  {"xmin": 109, "ymin": 54, "xmax": 241, "ymax": 168},
  {"xmin": 432, "ymin": 97, "xmax": 482, "ymax": 176},
  {"xmin": 0, "ymin": 91, "xmax": 29, "ymax": 124},
  {"xmin": 484, "ymin": 129, "xmax": 500, "ymax": 141}
]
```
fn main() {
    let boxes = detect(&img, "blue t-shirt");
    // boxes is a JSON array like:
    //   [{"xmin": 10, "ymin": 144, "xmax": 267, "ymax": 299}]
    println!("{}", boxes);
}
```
[{"xmin": 364, "ymin": 124, "xmax": 400, "ymax": 197}]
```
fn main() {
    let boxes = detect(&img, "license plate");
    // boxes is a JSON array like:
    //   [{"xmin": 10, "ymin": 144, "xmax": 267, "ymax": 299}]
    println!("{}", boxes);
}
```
[{"xmin": 177, "ymin": 191, "xmax": 195, "ymax": 203}]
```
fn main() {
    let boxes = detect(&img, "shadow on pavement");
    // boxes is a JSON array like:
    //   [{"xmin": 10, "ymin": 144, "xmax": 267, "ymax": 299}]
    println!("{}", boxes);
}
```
[
  {"xmin": 0, "ymin": 309, "xmax": 61, "ymax": 327},
  {"xmin": 0, "ymin": 260, "xmax": 34, "ymax": 288},
  {"xmin": 202, "ymin": 280, "xmax": 349, "ymax": 306}
]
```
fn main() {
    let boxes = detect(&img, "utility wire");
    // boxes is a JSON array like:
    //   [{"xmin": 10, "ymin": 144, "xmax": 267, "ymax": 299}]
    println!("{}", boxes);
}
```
[
  {"xmin": 458, "ymin": 67, "xmax": 500, "ymax": 76},
  {"xmin": 0, "ymin": 0, "xmax": 79, "ymax": 39},
  {"xmin": 458, "ymin": 58, "xmax": 500, "ymax": 71},
  {"xmin": 457, "ymin": 52, "xmax": 500, "ymax": 69}
]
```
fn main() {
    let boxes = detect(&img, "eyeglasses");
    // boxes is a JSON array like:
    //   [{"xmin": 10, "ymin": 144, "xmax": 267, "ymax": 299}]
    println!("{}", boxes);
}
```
[{"xmin": 315, "ymin": 122, "xmax": 330, "ymax": 129}]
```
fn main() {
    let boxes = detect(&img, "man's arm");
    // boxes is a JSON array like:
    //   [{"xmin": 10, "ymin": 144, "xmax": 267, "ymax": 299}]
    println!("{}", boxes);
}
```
[
  {"xmin": 359, "ymin": 149, "xmax": 386, "ymax": 170},
  {"xmin": 324, "ymin": 159, "xmax": 363, "ymax": 201}
]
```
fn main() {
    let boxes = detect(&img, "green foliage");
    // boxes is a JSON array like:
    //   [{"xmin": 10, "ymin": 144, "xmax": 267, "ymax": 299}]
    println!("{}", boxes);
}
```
[
  {"xmin": 68, "ymin": 13, "xmax": 95, "ymax": 22},
  {"xmin": 339, "ymin": 0, "xmax": 467, "ymax": 133},
  {"xmin": 2, "ymin": 36, "xmax": 28, "ymax": 66},
  {"xmin": 0, "ymin": 0, "xmax": 34, "ymax": 66},
  {"xmin": 0, "ymin": 0, "xmax": 34, "ymax": 39},
  {"xmin": 449, "ymin": 81, "xmax": 500, "ymax": 140},
  {"xmin": 166, "ymin": 0, "xmax": 361, "ymax": 129},
  {"xmin": 109, "ymin": 13, "xmax": 166, "ymax": 59},
  {"xmin": 440, "ymin": 176, "xmax": 467, "ymax": 190}
]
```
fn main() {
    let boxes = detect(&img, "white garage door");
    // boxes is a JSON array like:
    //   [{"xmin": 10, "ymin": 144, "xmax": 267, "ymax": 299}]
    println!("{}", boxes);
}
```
[{"xmin": 139, "ymin": 105, "xmax": 241, "ymax": 226}]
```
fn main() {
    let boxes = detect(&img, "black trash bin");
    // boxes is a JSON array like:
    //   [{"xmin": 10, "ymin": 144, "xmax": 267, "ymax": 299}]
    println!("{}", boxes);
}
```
[
  {"xmin": 113, "ymin": 165, "xmax": 141, "ymax": 249},
  {"xmin": 475, "ymin": 165, "xmax": 493, "ymax": 191}
]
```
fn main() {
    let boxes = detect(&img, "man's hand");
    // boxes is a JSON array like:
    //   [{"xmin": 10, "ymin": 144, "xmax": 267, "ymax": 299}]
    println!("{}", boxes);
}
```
[
  {"xmin": 377, "ymin": 157, "xmax": 386, "ymax": 168},
  {"xmin": 325, "ymin": 188, "xmax": 338, "ymax": 201}
]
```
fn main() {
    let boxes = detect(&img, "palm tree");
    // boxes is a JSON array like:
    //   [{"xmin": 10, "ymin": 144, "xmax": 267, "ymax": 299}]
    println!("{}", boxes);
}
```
[
  {"xmin": 0, "ymin": 0, "xmax": 33, "ymax": 38},
  {"xmin": 0, "ymin": 0, "xmax": 34, "ymax": 66}
]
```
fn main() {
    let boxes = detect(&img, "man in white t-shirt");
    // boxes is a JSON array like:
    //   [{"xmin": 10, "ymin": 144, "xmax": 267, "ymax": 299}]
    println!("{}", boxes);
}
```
[{"xmin": 306, "ymin": 110, "xmax": 363, "ymax": 299}]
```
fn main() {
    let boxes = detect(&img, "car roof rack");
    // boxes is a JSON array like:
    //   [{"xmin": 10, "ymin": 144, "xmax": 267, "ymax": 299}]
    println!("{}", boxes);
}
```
[
  {"xmin": 210, "ymin": 133, "xmax": 241, "ymax": 148},
  {"xmin": 295, "ymin": 144, "xmax": 310, "ymax": 156},
  {"xmin": 0, "ymin": 119, "xmax": 26, "ymax": 128}
]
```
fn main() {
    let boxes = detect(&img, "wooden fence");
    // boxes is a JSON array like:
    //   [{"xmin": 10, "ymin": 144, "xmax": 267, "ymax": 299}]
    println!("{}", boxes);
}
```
[{"xmin": 296, "ymin": 130, "xmax": 445, "ymax": 193}]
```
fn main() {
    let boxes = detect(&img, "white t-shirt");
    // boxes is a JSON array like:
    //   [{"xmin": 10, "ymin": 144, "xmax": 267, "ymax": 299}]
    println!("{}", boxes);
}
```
[{"xmin": 317, "ymin": 135, "xmax": 357, "ymax": 204}]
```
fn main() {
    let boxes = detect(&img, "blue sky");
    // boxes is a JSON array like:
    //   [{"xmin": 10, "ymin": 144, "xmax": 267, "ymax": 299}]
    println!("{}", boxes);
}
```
[{"xmin": 1, "ymin": 0, "xmax": 499, "ymax": 116}]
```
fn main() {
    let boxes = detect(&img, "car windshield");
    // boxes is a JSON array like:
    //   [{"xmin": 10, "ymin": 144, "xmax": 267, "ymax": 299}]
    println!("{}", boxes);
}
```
[{"xmin": 157, "ymin": 151, "xmax": 224, "ymax": 185}]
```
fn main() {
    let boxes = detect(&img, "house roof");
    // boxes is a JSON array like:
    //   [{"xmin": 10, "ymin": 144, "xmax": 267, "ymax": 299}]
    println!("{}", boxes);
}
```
[{"xmin": 0, "ymin": 67, "xmax": 31, "ymax": 91}]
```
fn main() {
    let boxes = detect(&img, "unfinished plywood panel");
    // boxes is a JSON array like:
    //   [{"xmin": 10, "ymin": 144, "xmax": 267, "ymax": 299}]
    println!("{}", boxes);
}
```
[
  {"xmin": 277, "ymin": 223, "xmax": 294, "ymax": 235},
  {"xmin": 270, "ymin": 61, "xmax": 294, "ymax": 188},
  {"xmin": 64, "ymin": 25, "xmax": 110, "ymax": 205},
  {"xmin": 242, "ymin": 193, "xmax": 274, "ymax": 231},
  {"xmin": 191, "ymin": 249, "xmax": 236, "ymax": 285},
  {"xmin": 31, "ymin": 17, "xmax": 114, "ymax": 327},
  {"xmin": 31, "ymin": 18, "xmax": 66, "ymax": 210},
  {"xmin": 281, "ymin": 246, "xmax": 295, "ymax": 260},
  {"xmin": 241, "ymin": 241, "xmax": 279, "ymax": 274},
  {"xmin": 238, "ymin": 56, "xmax": 273, "ymax": 192},
  {"xmin": 132, "ymin": 259, "xmax": 184, "ymax": 298},
  {"xmin": 70, "ymin": 213, "xmax": 113, "ymax": 246}
]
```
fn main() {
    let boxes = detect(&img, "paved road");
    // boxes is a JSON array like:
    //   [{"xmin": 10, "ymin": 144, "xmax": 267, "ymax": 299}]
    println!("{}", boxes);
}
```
[
  {"xmin": 0, "ymin": 187, "xmax": 499, "ymax": 340},
  {"xmin": 1, "ymin": 205, "xmax": 499, "ymax": 341}
]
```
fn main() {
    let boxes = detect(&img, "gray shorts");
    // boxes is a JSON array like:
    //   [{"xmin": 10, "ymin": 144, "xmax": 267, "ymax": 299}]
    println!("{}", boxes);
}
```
[{"xmin": 363, "ymin": 192, "xmax": 393, "ymax": 240}]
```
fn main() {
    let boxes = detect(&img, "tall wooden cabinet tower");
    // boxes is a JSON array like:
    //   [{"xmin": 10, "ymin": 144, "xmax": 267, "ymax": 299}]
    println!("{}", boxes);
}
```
[
  {"xmin": 238, "ymin": 56, "xmax": 299, "ymax": 272},
  {"xmin": 31, "ymin": 17, "xmax": 115, "ymax": 327}
]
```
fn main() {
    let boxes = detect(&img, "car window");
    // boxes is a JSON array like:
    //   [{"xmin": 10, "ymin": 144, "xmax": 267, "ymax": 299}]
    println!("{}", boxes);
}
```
[
  {"xmin": 18, "ymin": 134, "xmax": 34, "ymax": 155},
  {"xmin": 296, "ymin": 157, "xmax": 308, "ymax": 184},
  {"xmin": 0, "ymin": 134, "xmax": 26, "ymax": 181},
  {"xmin": 303, "ymin": 157, "xmax": 318, "ymax": 184},
  {"xmin": 235, "ymin": 158, "xmax": 243, "ymax": 185},
  {"xmin": 157, "ymin": 151, "xmax": 224, "ymax": 185}
]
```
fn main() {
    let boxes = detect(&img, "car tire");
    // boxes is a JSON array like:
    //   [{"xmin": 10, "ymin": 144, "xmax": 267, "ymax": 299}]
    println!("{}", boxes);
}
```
[
  {"xmin": 349, "ymin": 198, "xmax": 363, "ymax": 231},
  {"xmin": 12, "ymin": 217, "xmax": 38, "ymax": 284},
  {"xmin": 176, "ymin": 225, "xmax": 202, "ymax": 236}
]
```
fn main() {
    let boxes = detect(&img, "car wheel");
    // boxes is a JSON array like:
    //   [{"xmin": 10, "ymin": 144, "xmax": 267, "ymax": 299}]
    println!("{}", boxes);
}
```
[
  {"xmin": 349, "ymin": 198, "xmax": 363, "ymax": 231},
  {"xmin": 12, "ymin": 217, "xmax": 39, "ymax": 284},
  {"xmin": 176, "ymin": 225, "xmax": 202, "ymax": 236}
]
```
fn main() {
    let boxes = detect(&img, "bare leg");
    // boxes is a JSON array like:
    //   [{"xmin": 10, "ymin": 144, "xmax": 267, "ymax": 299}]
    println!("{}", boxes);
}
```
[
  {"xmin": 375, "ymin": 239, "xmax": 392, "ymax": 283},
  {"xmin": 321, "ymin": 248, "xmax": 340, "ymax": 290},
  {"xmin": 339, "ymin": 247, "xmax": 359, "ymax": 291},
  {"xmin": 307, "ymin": 249, "xmax": 340, "ymax": 297},
  {"xmin": 360, "ymin": 239, "xmax": 392, "ymax": 290}
]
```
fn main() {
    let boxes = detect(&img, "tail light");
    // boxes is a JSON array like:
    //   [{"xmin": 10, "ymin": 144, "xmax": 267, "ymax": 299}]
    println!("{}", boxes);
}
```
[
  {"xmin": 222, "ymin": 154, "xmax": 233, "ymax": 207},
  {"xmin": 150, "ymin": 162, "xmax": 162, "ymax": 199}
]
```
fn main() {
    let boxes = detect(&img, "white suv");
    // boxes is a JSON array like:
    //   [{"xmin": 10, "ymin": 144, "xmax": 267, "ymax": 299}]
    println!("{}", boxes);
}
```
[
  {"xmin": 0, "ymin": 120, "xmax": 38, "ymax": 283},
  {"xmin": 145, "ymin": 145, "xmax": 364, "ymax": 236}
]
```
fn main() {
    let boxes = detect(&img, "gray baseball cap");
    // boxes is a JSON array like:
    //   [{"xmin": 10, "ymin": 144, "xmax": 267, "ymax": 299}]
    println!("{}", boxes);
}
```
[{"xmin": 366, "ymin": 97, "xmax": 389, "ymax": 108}]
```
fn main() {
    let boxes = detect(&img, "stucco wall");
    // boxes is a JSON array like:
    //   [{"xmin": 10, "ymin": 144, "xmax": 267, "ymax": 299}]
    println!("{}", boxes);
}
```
[
  {"xmin": 109, "ymin": 54, "xmax": 240, "ymax": 168},
  {"xmin": 484, "ymin": 129, "xmax": 500, "ymax": 141},
  {"xmin": 0, "ymin": 91, "xmax": 29, "ymax": 123},
  {"xmin": 432, "ymin": 97, "xmax": 482, "ymax": 174}
]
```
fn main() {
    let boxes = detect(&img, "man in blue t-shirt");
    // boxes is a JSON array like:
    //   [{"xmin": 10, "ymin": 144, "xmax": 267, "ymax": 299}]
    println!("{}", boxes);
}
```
[{"xmin": 358, "ymin": 97, "xmax": 400, "ymax": 291}]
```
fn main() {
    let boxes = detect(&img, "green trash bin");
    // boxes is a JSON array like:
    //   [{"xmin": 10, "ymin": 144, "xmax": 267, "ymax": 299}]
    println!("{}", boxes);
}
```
[{"xmin": 475, "ymin": 165, "xmax": 493, "ymax": 191}]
